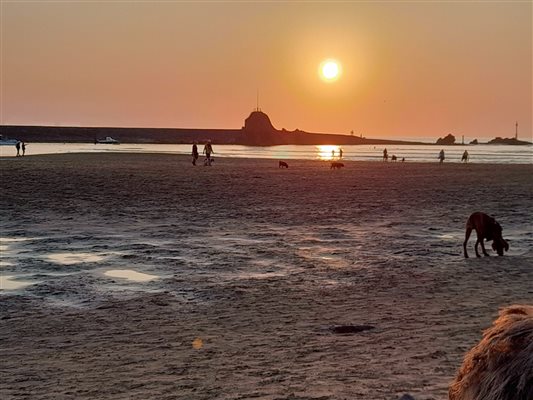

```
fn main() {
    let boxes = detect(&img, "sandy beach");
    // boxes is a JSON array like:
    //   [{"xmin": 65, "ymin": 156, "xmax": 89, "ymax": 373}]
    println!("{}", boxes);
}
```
[{"xmin": 1, "ymin": 153, "xmax": 532, "ymax": 400}]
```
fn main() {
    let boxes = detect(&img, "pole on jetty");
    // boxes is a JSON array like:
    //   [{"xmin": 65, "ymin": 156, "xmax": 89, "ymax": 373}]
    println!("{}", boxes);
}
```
[{"xmin": 515, "ymin": 121, "xmax": 518, "ymax": 139}]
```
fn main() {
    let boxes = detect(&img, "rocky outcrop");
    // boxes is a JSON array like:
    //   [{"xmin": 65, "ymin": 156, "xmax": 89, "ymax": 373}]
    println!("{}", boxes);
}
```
[{"xmin": 436, "ymin": 134, "xmax": 456, "ymax": 145}]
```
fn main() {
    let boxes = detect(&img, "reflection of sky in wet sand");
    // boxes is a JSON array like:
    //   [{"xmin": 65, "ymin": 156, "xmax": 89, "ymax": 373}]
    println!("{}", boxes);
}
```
[
  {"xmin": 104, "ymin": 269, "xmax": 158, "ymax": 282},
  {"xmin": 1, "ymin": 237, "xmax": 33, "ymax": 254},
  {"xmin": 0, "ymin": 260, "xmax": 14, "ymax": 267},
  {"xmin": 1, "ymin": 275, "xmax": 37, "ymax": 290},
  {"xmin": 47, "ymin": 253, "xmax": 106, "ymax": 265}
]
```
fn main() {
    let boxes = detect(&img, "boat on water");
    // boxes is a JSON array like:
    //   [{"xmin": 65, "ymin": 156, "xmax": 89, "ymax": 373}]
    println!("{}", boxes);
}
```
[
  {"xmin": 95, "ymin": 136, "xmax": 120, "ymax": 144},
  {"xmin": 0, "ymin": 134, "xmax": 20, "ymax": 145}
]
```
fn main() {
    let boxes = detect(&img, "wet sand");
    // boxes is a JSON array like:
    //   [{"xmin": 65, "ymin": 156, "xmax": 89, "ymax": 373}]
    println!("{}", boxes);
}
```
[{"xmin": 1, "ymin": 153, "xmax": 532, "ymax": 399}]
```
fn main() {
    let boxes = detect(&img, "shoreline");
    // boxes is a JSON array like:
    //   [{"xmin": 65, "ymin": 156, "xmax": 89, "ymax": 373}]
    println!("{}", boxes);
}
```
[{"xmin": 1, "ymin": 151, "xmax": 532, "ymax": 166}]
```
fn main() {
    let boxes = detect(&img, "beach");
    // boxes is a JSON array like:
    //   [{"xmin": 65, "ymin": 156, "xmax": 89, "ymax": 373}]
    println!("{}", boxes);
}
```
[{"xmin": 1, "ymin": 153, "xmax": 532, "ymax": 399}]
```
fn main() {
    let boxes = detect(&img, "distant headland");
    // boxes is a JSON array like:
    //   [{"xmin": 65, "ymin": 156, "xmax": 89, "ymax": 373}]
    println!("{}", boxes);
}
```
[
  {"xmin": 0, "ymin": 110, "xmax": 422, "ymax": 146},
  {"xmin": 1, "ymin": 110, "xmax": 530, "ymax": 146}
]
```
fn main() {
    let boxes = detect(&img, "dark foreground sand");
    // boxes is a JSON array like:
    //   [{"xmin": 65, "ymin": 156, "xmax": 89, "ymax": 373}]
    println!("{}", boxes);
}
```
[{"xmin": 1, "ymin": 154, "xmax": 532, "ymax": 400}]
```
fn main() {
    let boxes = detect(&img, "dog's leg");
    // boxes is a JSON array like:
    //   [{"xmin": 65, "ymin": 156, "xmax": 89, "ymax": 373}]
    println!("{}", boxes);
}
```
[
  {"xmin": 474, "ymin": 239, "xmax": 482, "ymax": 257},
  {"xmin": 474, "ymin": 229, "xmax": 483, "ymax": 257},
  {"xmin": 463, "ymin": 227, "xmax": 472, "ymax": 258},
  {"xmin": 480, "ymin": 239, "xmax": 490, "ymax": 257}
]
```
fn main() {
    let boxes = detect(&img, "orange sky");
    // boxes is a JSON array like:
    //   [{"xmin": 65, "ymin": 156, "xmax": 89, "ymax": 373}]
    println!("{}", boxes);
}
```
[{"xmin": 1, "ymin": 1, "xmax": 531, "ymax": 140}]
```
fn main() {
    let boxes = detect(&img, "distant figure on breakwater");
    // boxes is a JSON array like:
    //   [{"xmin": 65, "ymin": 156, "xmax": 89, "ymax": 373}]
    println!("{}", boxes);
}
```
[
  {"xmin": 22, "ymin": 142, "xmax": 26, "ymax": 157},
  {"xmin": 191, "ymin": 142, "xmax": 199, "ymax": 166},
  {"xmin": 438, "ymin": 149, "xmax": 445, "ymax": 164},
  {"xmin": 461, "ymin": 150, "xmax": 469, "ymax": 163},
  {"xmin": 383, "ymin": 148, "xmax": 388, "ymax": 161},
  {"xmin": 15, "ymin": 141, "xmax": 21, "ymax": 157},
  {"xmin": 203, "ymin": 140, "xmax": 214, "ymax": 166}
]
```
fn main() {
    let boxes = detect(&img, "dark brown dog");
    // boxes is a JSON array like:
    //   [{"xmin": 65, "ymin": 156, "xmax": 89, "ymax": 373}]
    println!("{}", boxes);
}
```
[
  {"xmin": 449, "ymin": 305, "xmax": 533, "ymax": 400},
  {"xmin": 463, "ymin": 212, "xmax": 508, "ymax": 258},
  {"xmin": 330, "ymin": 162, "xmax": 344, "ymax": 169},
  {"xmin": 278, "ymin": 161, "xmax": 289, "ymax": 168}
]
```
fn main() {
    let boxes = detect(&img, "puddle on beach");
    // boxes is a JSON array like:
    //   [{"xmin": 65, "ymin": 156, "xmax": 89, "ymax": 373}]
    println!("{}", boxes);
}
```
[
  {"xmin": 46, "ymin": 252, "xmax": 107, "ymax": 265},
  {"xmin": 1, "ymin": 237, "xmax": 32, "ymax": 254},
  {"xmin": 0, "ymin": 275, "xmax": 37, "ymax": 290},
  {"xmin": 103, "ymin": 269, "xmax": 158, "ymax": 282},
  {"xmin": 0, "ymin": 237, "xmax": 32, "ymax": 243},
  {"xmin": 0, "ymin": 260, "xmax": 14, "ymax": 267}
]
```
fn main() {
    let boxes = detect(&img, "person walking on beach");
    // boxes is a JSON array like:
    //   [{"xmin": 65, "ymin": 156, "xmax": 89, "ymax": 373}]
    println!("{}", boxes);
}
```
[
  {"xmin": 438, "ymin": 149, "xmax": 445, "ymax": 164},
  {"xmin": 15, "ymin": 141, "xmax": 21, "ymax": 157},
  {"xmin": 191, "ymin": 142, "xmax": 199, "ymax": 166},
  {"xmin": 461, "ymin": 150, "xmax": 469, "ymax": 163},
  {"xmin": 203, "ymin": 140, "xmax": 214, "ymax": 166},
  {"xmin": 331, "ymin": 149, "xmax": 335, "ymax": 159},
  {"xmin": 339, "ymin": 148, "xmax": 343, "ymax": 159},
  {"xmin": 21, "ymin": 142, "xmax": 26, "ymax": 157},
  {"xmin": 383, "ymin": 148, "xmax": 388, "ymax": 161}
]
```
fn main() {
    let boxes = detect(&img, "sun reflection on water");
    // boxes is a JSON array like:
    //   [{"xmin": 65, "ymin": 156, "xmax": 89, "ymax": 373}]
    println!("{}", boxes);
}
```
[{"xmin": 316, "ymin": 145, "xmax": 342, "ymax": 161}]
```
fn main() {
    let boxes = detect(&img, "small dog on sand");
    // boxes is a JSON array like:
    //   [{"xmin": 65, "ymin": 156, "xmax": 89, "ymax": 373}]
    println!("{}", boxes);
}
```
[
  {"xmin": 449, "ymin": 305, "xmax": 533, "ymax": 400},
  {"xmin": 330, "ymin": 162, "xmax": 344, "ymax": 169},
  {"xmin": 463, "ymin": 212, "xmax": 508, "ymax": 258},
  {"xmin": 278, "ymin": 161, "xmax": 289, "ymax": 168}
]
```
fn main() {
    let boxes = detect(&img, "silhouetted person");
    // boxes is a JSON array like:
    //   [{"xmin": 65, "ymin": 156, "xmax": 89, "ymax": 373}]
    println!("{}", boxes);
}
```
[
  {"xmin": 438, "ymin": 149, "xmax": 445, "ymax": 164},
  {"xmin": 461, "ymin": 150, "xmax": 469, "ymax": 163},
  {"xmin": 192, "ymin": 142, "xmax": 199, "ymax": 165},
  {"xmin": 15, "ymin": 141, "xmax": 21, "ymax": 157},
  {"xmin": 21, "ymin": 142, "xmax": 26, "ymax": 156},
  {"xmin": 331, "ymin": 149, "xmax": 335, "ymax": 159},
  {"xmin": 401, "ymin": 157, "xmax": 405, "ymax": 162},
  {"xmin": 203, "ymin": 140, "xmax": 214, "ymax": 166},
  {"xmin": 339, "ymin": 148, "xmax": 343, "ymax": 159},
  {"xmin": 383, "ymin": 148, "xmax": 388, "ymax": 161}
]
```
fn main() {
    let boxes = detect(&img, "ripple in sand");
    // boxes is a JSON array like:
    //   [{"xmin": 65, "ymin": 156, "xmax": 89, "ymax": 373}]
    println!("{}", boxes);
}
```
[
  {"xmin": 103, "ymin": 269, "xmax": 158, "ymax": 282},
  {"xmin": 0, "ymin": 275, "xmax": 37, "ymax": 290},
  {"xmin": 438, "ymin": 234, "xmax": 456, "ymax": 240},
  {"xmin": 237, "ymin": 271, "xmax": 287, "ymax": 280},
  {"xmin": 46, "ymin": 252, "xmax": 106, "ymax": 265}
]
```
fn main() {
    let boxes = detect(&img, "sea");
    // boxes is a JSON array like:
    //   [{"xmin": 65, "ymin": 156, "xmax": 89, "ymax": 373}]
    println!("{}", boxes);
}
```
[{"xmin": 1, "ymin": 142, "xmax": 532, "ymax": 164}]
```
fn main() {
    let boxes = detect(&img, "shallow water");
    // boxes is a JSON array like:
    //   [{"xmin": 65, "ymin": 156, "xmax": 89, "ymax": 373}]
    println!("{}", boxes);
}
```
[{"xmin": 1, "ymin": 142, "xmax": 531, "ymax": 164}]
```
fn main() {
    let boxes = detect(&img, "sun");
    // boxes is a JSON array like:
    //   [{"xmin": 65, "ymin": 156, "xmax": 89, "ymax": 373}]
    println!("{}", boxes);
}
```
[{"xmin": 319, "ymin": 59, "xmax": 341, "ymax": 82}]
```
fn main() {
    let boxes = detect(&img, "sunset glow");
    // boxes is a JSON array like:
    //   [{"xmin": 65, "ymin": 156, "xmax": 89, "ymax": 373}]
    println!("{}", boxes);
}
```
[
  {"xmin": 1, "ymin": 2, "xmax": 531, "ymax": 139},
  {"xmin": 320, "ymin": 60, "xmax": 341, "ymax": 82}
]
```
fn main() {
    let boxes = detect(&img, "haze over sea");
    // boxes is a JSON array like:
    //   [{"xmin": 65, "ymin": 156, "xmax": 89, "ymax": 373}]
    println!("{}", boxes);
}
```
[{"xmin": 1, "ymin": 142, "xmax": 531, "ymax": 164}]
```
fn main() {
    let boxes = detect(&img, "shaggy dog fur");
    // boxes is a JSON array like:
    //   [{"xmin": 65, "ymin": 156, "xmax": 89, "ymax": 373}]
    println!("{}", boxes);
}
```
[{"xmin": 449, "ymin": 305, "xmax": 533, "ymax": 400}]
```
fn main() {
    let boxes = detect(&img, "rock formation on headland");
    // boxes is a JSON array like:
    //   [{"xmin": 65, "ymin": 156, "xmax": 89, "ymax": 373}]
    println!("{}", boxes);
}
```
[{"xmin": 436, "ymin": 133, "xmax": 456, "ymax": 145}]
